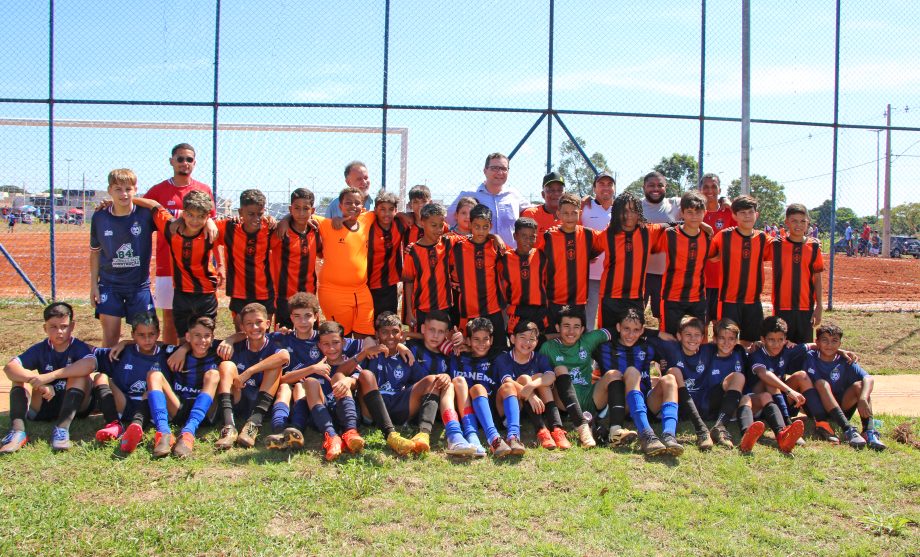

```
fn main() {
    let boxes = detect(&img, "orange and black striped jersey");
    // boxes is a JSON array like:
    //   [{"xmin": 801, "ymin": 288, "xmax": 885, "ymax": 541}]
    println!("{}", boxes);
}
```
[
  {"xmin": 520, "ymin": 205, "xmax": 560, "ymax": 249},
  {"xmin": 594, "ymin": 223, "xmax": 667, "ymax": 300},
  {"xmin": 450, "ymin": 238, "xmax": 504, "ymax": 319},
  {"xmin": 404, "ymin": 220, "xmax": 449, "ymax": 247},
  {"xmin": 367, "ymin": 218, "xmax": 407, "ymax": 290},
  {"xmin": 152, "ymin": 207, "xmax": 218, "ymax": 294},
  {"xmin": 658, "ymin": 226, "xmax": 711, "ymax": 303},
  {"xmin": 500, "ymin": 248, "xmax": 547, "ymax": 308},
  {"xmin": 216, "ymin": 220, "xmax": 274, "ymax": 301},
  {"xmin": 708, "ymin": 228, "xmax": 768, "ymax": 304},
  {"xmin": 403, "ymin": 236, "xmax": 455, "ymax": 313},
  {"xmin": 768, "ymin": 237, "xmax": 824, "ymax": 311},
  {"xmin": 270, "ymin": 225, "xmax": 322, "ymax": 299},
  {"xmin": 541, "ymin": 225, "xmax": 598, "ymax": 306}
]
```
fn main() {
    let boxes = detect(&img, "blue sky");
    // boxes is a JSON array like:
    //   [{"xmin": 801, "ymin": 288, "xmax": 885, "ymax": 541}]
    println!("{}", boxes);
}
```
[{"xmin": 0, "ymin": 0, "xmax": 917, "ymax": 217}]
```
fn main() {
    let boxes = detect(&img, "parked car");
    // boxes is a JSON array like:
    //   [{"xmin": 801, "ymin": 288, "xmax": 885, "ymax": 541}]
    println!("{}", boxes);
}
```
[{"xmin": 835, "ymin": 235, "xmax": 918, "ymax": 258}]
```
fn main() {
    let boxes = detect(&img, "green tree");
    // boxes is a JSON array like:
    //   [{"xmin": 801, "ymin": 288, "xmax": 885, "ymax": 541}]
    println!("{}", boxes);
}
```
[
  {"xmin": 558, "ymin": 138, "xmax": 608, "ymax": 197},
  {"xmin": 0, "ymin": 185, "xmax": 25, "ymax": 194},
  {"xmin": 654, "ymin": 153, "xmax": 698, "ymax": 196},
  {"xmin": 727, "ymin": 174, "xmax": 786, "ymax": 227},
  {"xmin": 886, "ymin": 202, "xmax": 920, "ymax": 236},
  {"xmin": 809, "ymin": 199, "xmax": 861, "ymax": 235}
]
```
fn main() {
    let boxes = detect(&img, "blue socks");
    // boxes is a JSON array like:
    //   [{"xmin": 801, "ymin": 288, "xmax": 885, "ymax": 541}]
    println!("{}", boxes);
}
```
[
  {"xmin": 442, "ymin": 409, "xmax": 465, "ymax": 442},
  {"xmin": 334, "ymin": 396, "xmax": 358, "ymax": 432},
  {"xmin": 180, "ymin": 393, "xmax": 213, "ymax": 436},
  {"xmin": 661, "ymin": 401, "xmax": 679, "ymax": 436},
  {"xmin": 271, "ymin": 401, "xmax": 290, "ymax": 434},
  {"xmin": 461, "ymin": 408, "xmax": 479, "ymax": 438},
  {"xmin": 148, "ymin": 390, "xmax": 170, "ymax": 435},
  {"xmin": 503, "ymin": 395, "xmax": 521, "ymax": 438},
  {"xmin": 310, "ymin": 403, "xmax": 336, "ymax": 437},
  {"xmin": 803, "ymin": 388, "xmax": 826, "ymax": 420},
  {"xmin": 472, "ymin": 396, "xmax": 500, "ymax": 444},
  {"xmin": 627, "ymin": 390, "xmax": 652, "ymax": 434},
  {"xmin": 290, "ymin": 399, "xmax": 308, "ymax": 432}
]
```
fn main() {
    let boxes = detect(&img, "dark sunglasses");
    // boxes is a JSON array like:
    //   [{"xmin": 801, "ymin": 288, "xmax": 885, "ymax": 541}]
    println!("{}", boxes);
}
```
[{"xmin": 175, "ymin": 156, "xmax": 195, "ymax": 163}]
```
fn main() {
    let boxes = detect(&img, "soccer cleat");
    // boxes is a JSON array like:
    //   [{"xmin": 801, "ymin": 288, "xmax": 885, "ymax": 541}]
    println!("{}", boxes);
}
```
[
  {"xmin": 152, "ymin": 431, "xmax": 175, "ymax": 459},
  {"xmin": 386, "ymin": 431, "xmax": 416, "ymax": 456},
  {"xmin": 465, "ymin": 432, "xmax": 487, "ymax": 457},
  {"xmin": 283, "ymin": 427, "xmax": 304, "ymax": 449},
  {"xmin": 214, "ymin": 425, "xmax": 238, "ymax": 451},
  {"xmin": 536, "ymin": 428, "xmax": 556, "ymax": 450},
  {"xmin": 608, "ymin": 426, "xmax": 638, "ymax": 448},
  {"xmin": 739, "ymin": 421, "xmax": 765, "ymax": 454},
  {"xmin": 863, "ymin": 430, "xmax": 887, "ymax": 452},
  {"xmin": 172, "ymin": 432, "xmax": 195, "ymax": 458},
  {"xmin": 661, "ymin": 433, "xmax": 685, "ymax": 456},
  {"xmin": 506, "ymin": 435, "xmax": 526, "ymax": 455},
  {"xmin": 696, "ymin": 428, "xmax": 714, "ymax": 451},
  {"xmin": 814, "ymin": 421, "xmax": 840, "ymax": 444},
  {"xmin": 489, "ymin": 436, "xmax": 512, "ymax": 458},
  {"xmin": 445, "ymin": 433, "xmax": 477, "ymax": 456},
  {"xmin": 236, "ymin": 420, "xmax": 261, "ymax": 449},
  {"xmin": 710, "ymin": 425, "xmax": 734, "ymax": 450},
  {"xmin": 51, "ymin": 427, "xmax": 71, "ymax": 451},
  {"xmin": 119, "ymin": 423, "xmax": 143, "ymax": 454},
  {"xmin": 776, "ymin": 420, "xmax": 805, "ymax": 453},
  {"xmin": 844, "ymin": 427, "xmax": 867, "ymax": 449},
  {"xmin": 639, "ymin": 430, "xmax": 667, "ymax": 456},
  {"xmin": 0, "ymin": 430, "xmax": 28, "ymax": 454},
  {"xmin": 341, "ymin": 429, "xmax": 365, "ymax": 454},
  {"xmin": 95, "ymin": 420, "xmax": 125, "ymax": 443},
  {"xmin": 323, "ymin": 432, "xmax": 343, "ymax": 461},
  {"xmin": 575, "ymin": 423, "xmax": 597, "ymax": 448},
  {"xmin": 550, "ymin": 427, "xmax": 572, "ymax": 450},
  {"xmin": 265, "ymin": 432, "xmax": 287, "ymax": 450},
  {"xmin": 410, "ymin": 431, "xmax": 430, "ymax": 454}
]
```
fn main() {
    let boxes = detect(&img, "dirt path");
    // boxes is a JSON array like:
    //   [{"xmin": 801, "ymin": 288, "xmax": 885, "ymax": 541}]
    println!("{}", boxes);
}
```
[{"xmin": 871, "ymin": 374, "xmax": 920, "ymax": 417}]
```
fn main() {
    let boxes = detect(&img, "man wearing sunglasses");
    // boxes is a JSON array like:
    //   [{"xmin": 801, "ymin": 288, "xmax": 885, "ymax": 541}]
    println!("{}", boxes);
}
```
[
  {"xmin": 446, "ymin": 152, "xmax": 530, "ymax": 248},
  {"xmin": 144, "ymin": 143, "xmax": 216, "ymax": 345}
]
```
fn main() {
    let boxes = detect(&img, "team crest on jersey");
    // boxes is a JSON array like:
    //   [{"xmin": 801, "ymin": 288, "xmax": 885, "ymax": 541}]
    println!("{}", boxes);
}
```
[
  {"xmin": 521, "ymin": 266, "xmax": 530, "ymax": 280},
  {"xmin": 716, "ymin": 219, "xmax": 724, "ymax": 229},
  {"xmin": 792, "ymin": 252, "xmax": 802, "ymax": 264},
  {"xmin": 578, "ymin": 349, "xmax": 588, "ymax": 360},
  {"xmin": 393, "ymin": 366, "xmax": 404, "ymax": 380},
  {"xmin": 688, "ymin": 242, "xmax": 698, "ymax": 260},
  {"xmin": 130, "ymin": 222, "xmax": 142, "ymax": 237},
  {"xmin": 625, "ymin": 239, "xmax": 633, "ymax": 253},
  {"xmin": 734, "ymin": 360, "xmax": 743, "ymax": 372},
  {"xmin": 696, "ymin": 362, "xmax": 705, "ymax": 374},
  {"xmin": 685, "ymin": 378, "xmax": 696, "ymax": 391},
  {"xmin": 478, "ymin": 361, "xmax": 490, "ymax": 373},
  {"xmin": 246, "ymin": 238, "xmax": 257, "ymax": 256},
  {"xmin": 182, "ymin": 242, "xmax": 192, "ymax": 260},
  {"xmin": 779, "ymin": 358, "xmax": 785, "ymax": 368},
  {"xmin": 637, "ymin": 349, "xmax": 646, "ymax": 361},
  {"xmin": 428, "ymin": 251, "xmax": 438, "ymax": 268},
  {"xmin": 309, "ymin": 346, "xmax": 321, "ymax": 360},
  {"xmin": 742, "ymin": 246, "xmax": 751, "ymax": 259},
  {"xmin": 831, "ymin": 366, "xmax": 841, "ymax": 382}
]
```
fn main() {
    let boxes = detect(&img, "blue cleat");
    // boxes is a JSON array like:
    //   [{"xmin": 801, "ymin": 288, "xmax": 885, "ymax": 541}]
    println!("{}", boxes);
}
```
[
  {"xmin": 863, "ymin": 430, "xmax": 887, "ymax": 452},
  {"xmin": 445, "ymin": 432, "xmax": 476, "ymax": 456},
  {"xmin": 51, "ymin": 427, "xmax": 71, "ymax": 451},
  {"xmin": 844, "ymin": 427, "xmax": 866, "ymax": 449},
  {"xmin": 0, "ymin": 429, "xmax": 28, "ymax": 454},
  {"xmin": 465, "ymin": 432, "xmax": 486, "ymax": 458}
]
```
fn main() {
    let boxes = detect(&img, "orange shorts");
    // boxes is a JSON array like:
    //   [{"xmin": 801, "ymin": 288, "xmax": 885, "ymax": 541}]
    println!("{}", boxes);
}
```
[{"xmin": 318, "ymin": 284, "xmax": 375, "ymax": 336}]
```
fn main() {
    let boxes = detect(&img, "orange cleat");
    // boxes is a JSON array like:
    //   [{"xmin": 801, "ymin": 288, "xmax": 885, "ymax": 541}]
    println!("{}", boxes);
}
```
[
  {"xmin": 341, "ymin": 429, "xmax": 365, "ymax": 454},
  {"xmin": 739, "ymin": 421, "xmax": 765, "ymax": 453},
  {"xmin": 777, "ymin": 420, "xmax": 805, "ymax": 453},
  {"xmin": 536, "ymin": 428, "xmax": 556, "ymax": 450},
  {"xmin": 550, "ymin": 427, "xmax": 571, "ymax": 450},
  {"xmin": 323, "ymin": 432, "xmax": 343, "ymax": 461}
]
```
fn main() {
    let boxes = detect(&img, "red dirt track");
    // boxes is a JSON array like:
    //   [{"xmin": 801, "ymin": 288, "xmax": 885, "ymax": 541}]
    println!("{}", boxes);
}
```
[{"xmin": 0, "ymin": 228, "xmax": 918, "ymax": 305}]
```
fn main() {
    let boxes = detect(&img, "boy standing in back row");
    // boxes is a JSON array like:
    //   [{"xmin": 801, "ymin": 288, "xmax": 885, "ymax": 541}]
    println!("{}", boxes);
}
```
[{"xmin": 769, "ymin": 204, "xmax": 824, "ymax": 343}]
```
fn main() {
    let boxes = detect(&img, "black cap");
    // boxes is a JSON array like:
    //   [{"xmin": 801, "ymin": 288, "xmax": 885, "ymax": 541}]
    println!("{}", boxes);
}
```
[
  {"xmin": 593, "ymin": 171, "xmax": 616, "ymax": 185},
  {"xmin": 542, "ymin": 172, "xmax": 564, "ymax": 188}
]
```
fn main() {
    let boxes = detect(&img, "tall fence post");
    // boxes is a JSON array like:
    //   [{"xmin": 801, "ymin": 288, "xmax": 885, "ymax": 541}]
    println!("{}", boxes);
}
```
[
  {"xmin": 698, "ymin": 0, "xmax": 707, "ymax": 176},
  {"xmin": 827, "ymin": 0, "xmax": 841, "ymax": 311},
  {"xmin": 381, "ymin": 0, "xmax": 391, "ymax": 190},
  {"xmin": 48, "ymin": 0, "xmax": 57, "ymax": 301},
  {"xmin": 211, "ymin": 0, "xmax": 222, "ymax": 200},
  {"xmin": 546, "ymin": 0, "xmax": 554, "ymax": 173}
]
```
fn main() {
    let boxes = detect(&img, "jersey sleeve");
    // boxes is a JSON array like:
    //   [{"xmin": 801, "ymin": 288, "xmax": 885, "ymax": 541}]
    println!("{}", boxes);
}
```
[
  {"xmin": 534, "ymin": 352, "xmax": 554, "ymax": 376},
  {"xmin": 358, "ymin": 211, "xmax": 376, "ymax": 226},
  {"xmin": 93, "ymin": 348, "xmax": 113, "ymax": 375},
  {"xmin": 343, "ymin": 338, "xmax": 364, "ymax": 359},
  {"xmin": 811, "ymin": 241, "xmax": 825, "ymax": 272},
  {"xmin": 89, "ymin": 213, "xmax": 102, "ymax": 250},
  {"xmin": 849, "ymin": 361, "xmax": 869, "ymax": 381},
  {"xmin": 402, "ymin": 246, "xmax": 417, "ymax": 281},
  {"xmin": 709, "ymin": 229, "xmax": 724, "ymax": 259},
  {"xmin": 584, "ymin": 329, "xmax": 612, "ymax": 353},
  {"xmin": 494, "ymin": 353, "xmax": 515, "ymax": 383},
  {"xmin": 14, "ymin": 342, "xmax": 44, "ymax": 370},
  {"xmin": 151, "ymin": 206, "xmax": 173, "ymax": 234}
]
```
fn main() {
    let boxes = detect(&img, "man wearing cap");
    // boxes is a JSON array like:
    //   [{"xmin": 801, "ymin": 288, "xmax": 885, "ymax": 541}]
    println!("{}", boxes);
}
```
[
  {"xmin": 325, "ymin": 160, "xmax": 373, "ymax": 218},
  {"xmin": 446, "ymin": 152, "xmax": 530, "ymax": 248},
  {"xmin": 521, "ymin": 172, "xmax": 564, "ymax": 243},
  {"xmin": 640, "ymin": 171, "xmax": 681, "ymax": 319},
  {"xmin": 580, "ymin": 171, "xmax": 616, "ymax": 330}
]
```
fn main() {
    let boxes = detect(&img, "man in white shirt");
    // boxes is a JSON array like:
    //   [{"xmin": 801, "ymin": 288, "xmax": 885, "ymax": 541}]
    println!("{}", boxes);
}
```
[
  {"xmin": 580, "ymin": 171, "xmax": 616, "ymax": 330},
  {"xmin": 640, "ymin": 171, "xmax": 681, "ymax": 319},
  {"xmin": 446, "ymin": 153, "xmax": 530, "ymax": 248}
]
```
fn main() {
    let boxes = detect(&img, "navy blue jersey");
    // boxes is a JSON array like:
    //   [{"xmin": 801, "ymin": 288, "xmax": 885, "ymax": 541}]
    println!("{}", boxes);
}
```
[
  {"xmin": 166, "ymin": 341, "xmax": 222, "ymax": 399},
  {"xmin": 14, "ymin": 338, "xmax": 94, "ymax": 395},
  {"xmin": 594, "ymin": 340, "xmax": 658, "ymax": 394},
  {"xmin": 94, "ymin": 345, "xmax": 166, "ymax": 403},
  {"xmin": 804, "ymin": 351, "xmax": 868, "ymax": 400},
  {"xmin": 748, "ymin": 343, "xmax": 807, "ymax": 384},
  {"xmin": 229, "ymin": 338, "xmax": 287, "ymax": 394},
  {"xmin": 90, "ymin": 205, "xmax": 155, "ymax": 288},
  {"xmin": 450, "ymin": 353, "xmax": 499, "ymax": 396},
  {"xmin": 315, "ymin": 361, "xmax": 362, "ymax": 399},
  {"xmin": 657, "ymin": 340, "xmax": 716, "ymax": 402},
  {"xmin": 408, "ymin": 340, "xmax": 451, "ymax": 377},
  {"xmin": 709, "ymin": 345, "xmax": 747, "ymax": 385},
  {"xmin": 493, "ymin": 350, "xmax": 553, "ymax": 384},
  {"xmin": 366, "ymin": 353, "xmax": 426, "ymax": 398},
  {"xmin": 270, "ymin": 331, "xmax": 361, "ymax": 374}
]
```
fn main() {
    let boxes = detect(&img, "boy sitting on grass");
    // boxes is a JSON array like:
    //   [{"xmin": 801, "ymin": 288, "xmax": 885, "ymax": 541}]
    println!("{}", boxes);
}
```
[{"xmin": 1, "ymin": 302, "xmax": 94, "ymax": 453}]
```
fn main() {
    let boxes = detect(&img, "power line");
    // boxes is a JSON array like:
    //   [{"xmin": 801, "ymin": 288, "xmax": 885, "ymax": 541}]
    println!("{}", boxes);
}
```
[{"xmin": 779, "ymin": 138, "xmax": 920, "ymax": 184}]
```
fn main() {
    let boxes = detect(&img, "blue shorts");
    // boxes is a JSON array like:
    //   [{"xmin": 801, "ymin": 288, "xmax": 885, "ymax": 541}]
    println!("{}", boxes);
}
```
[
  {"xmin": 382, "ymin": 389, "xmax": 414, "ymax": 426},
  {"xmin": 96, "ymin": 284, "xmax": 154, "ymax": 320},
  {"xmin": 233, "ymin": 388, "xmax": 259, "ymax": 422},
  {"xmin": 169, "ymin": 370, "xmax": 205, "ymax": 399}
]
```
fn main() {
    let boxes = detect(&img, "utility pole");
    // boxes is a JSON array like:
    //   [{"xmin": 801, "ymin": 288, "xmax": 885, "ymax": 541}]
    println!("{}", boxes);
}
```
[
  {"xmin": 740, "ymin": 0, "xmax": 751, "ymax": 195},
  {"xmin": 882, "ymin": 104, "xmax": 892, "ymax": 258},
  {"xmin": 64, "ymin": 158, "xmax": 72, "ymax": 206},
  {"xmin": 875, "ymin": 129, "xmax": 881, "ymax": 220}
]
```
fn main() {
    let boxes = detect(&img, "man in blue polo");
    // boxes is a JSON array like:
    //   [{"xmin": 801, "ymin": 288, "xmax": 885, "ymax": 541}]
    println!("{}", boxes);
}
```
[{"xmin": 446, "ymin": 152, "xmax": 530, "ymax": 248}]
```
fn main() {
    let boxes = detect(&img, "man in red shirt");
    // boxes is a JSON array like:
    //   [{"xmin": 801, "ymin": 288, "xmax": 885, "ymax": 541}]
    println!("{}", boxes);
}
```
[
  {"xmin": 699, "ymin": 173, "xmax": 735, "ymax": 327},
  {"xmin": 521, "ymin": 172, "xmax": 564, "ymax": 240},
  {"xmin": 144, "ymin": 143, "xmax": 217, "ymax": 344}
]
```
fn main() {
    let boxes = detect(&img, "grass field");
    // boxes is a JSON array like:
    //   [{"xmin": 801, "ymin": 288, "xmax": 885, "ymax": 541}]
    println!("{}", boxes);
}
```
[{"xmin": 0, "ymin": 301, "xmax": 918, "ymax": 556}]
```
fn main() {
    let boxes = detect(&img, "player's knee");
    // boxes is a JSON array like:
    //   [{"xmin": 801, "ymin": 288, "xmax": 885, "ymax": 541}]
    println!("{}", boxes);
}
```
[
  {"xmin": 623, "ymin": 367, "xmax": 640, "ymax": 381},
  {"xmin": 739, "ymin": 394, "xmax": 752, "ymax": 407},
  {"xmin": 667, "ymin": 367, "xmax": 684, "ymax": 381},
  {"xmin": 469, "ymin": 384, "xmax": 487, "ymax": 399},
  {"xmin": 498, "ymin": 382, "xmax": 517, "ymax": 399},
  {"xmin": 603, "ymin": 369, "xmax": 622, "ymax": 381},
  {"xmin": 357, "ymin": 369, "xmax": 377, "ymax": 389},
  {"xmin": 452, "ymin": 376, "xmax": 467, "ymax": 389},
  {"xmin": 659, "ymin": 374, "xmax": 677, "ymax": 388},
  {"xmin": 756, "ymin": 392, "xmax": 772, "ymax": 406}
]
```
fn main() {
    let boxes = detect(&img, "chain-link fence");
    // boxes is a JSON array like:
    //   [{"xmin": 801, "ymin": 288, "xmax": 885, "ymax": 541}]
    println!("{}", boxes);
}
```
[{"xmin": 0, "ymin": 1, "xmax": 918, "ymax": 305}]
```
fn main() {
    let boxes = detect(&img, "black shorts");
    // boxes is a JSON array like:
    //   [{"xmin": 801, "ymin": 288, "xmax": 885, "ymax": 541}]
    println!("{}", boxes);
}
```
[
  {"xmin": 600, "ymin": 298, "xmax": 644, "ymax": 331},
  {"xmin": 370, "ymin": 284, "xmax": 399, "ymax": 319},
  {"xmin": 702, "ymin": 383, "xmax": 726, "ymax": 421},
  {"xmin": 383, "ymin": 389, "xmax": 414, "ymax": 426},
  {"xmin": 644, "ymin": 273, "xmax": 663, "ymax": 318},
  {"xmin": 229, "ymin": 297, "xmax": 275, "ymax": 316},
  {"xmin": 718, "ymin": 301, "xmax": 764, "ymax": 342},
  {"xmin": 173, "ymin": 396, "xmax": 216, "ymax": 427},
  {"xmin": 27, "ymin": 388, "xmax": 95, "ymax": 422},
  {"xmin": 507, "ymin": 304, "xmax": 548, "ymax": 334},
  {"xmin": 547, "ymin": 303, "xmax": 586, "ymax": 332},
  {"xmin": 660, "ymin": 299, "xmax": 707, "ymax": 335},
  {"xmin": 461, "ymin": 311, "xmax": 507, "ymax": 350},
  {"xmin": 172, "ymin": 292, "xmax": 219, "ymax": 337},
  {"xmin": 706, "ymin": 288, "xmax": 720, "ymax": 323},
  {"xmin": 775, "ymin": 309, "xmax": 814, "ymax": 344}
]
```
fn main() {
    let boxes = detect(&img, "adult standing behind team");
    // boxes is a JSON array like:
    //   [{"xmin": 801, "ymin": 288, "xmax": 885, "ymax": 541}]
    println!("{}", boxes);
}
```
[
  {"xmin": 144, "ymin": 143, "xmax": 216, "ymax": 345},
  {"xmin": 640, "ymin": 171, "xmax": 680, "ymax": 319},
  {"xmin": 699, "ymin": 173, "xmax": 735, "ymax": 325},
  {"xmin": 325, "ymin": 161, "xmax": 373, "ymax": 218},
  {"xmin": 581, "ymin": 171, "xmax": 616, "ymax": 330},
  {"xmin": 446, "ymin": 153, "xmax": 530, "ymax": 248}
]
